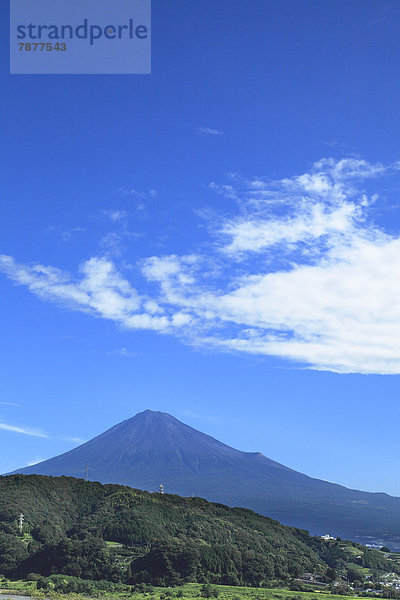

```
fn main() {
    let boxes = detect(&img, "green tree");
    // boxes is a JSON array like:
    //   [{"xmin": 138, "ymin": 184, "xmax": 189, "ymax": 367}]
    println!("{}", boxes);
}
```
[{"xmin": 200, "ymin": 583, "xmax": 219, "ymax": 598}]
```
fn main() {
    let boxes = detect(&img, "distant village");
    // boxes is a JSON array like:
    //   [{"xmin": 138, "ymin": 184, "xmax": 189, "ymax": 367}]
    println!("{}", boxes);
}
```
[{"xmin": 294, "ymin": 535, "xmax": 400, "ymax": 597}]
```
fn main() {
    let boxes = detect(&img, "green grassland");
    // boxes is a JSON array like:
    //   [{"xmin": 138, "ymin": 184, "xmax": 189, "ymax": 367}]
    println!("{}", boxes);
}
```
[{"xmin": 0, "ymin": 580, "xmax": 384, "ymax": 600}]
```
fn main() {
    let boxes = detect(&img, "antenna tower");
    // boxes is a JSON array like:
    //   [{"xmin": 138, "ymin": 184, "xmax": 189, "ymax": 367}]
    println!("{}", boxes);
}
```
[{"xmin": 18, "ymin": 513, "xmax": 24, "ymax": 534}]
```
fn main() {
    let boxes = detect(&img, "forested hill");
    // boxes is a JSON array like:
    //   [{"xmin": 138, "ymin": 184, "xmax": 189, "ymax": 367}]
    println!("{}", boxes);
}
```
[{"xmin": 0, "ymin": 475, "xmax": 397, "ymax": 587}]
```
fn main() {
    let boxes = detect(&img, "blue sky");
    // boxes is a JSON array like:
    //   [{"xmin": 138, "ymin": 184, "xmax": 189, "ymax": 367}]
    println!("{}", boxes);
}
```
[{"xmin": 2, "ymin": 0, "xmax": 400, "ymax": 494}]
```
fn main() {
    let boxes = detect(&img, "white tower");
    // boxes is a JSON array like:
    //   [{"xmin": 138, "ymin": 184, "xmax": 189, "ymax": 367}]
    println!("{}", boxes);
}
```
[
  {"xmin": 18, "ymin": 513, "xmax": 24, "ymax": 534},
  {"xmin": 158, "ymin": 483, "xmax": 164, "ymax": 494}
]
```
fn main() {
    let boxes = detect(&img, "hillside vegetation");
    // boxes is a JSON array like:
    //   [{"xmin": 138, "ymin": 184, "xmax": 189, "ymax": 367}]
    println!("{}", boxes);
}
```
[{"xmin": 0, "ymin": 475, "xmax": 397, "ymax": 588}]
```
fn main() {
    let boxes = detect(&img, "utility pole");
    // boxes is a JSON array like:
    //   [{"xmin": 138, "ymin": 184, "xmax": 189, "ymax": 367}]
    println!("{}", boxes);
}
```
[{"xmin": 18, "ymin": 513, "xmax": 24, "ymax": 534}]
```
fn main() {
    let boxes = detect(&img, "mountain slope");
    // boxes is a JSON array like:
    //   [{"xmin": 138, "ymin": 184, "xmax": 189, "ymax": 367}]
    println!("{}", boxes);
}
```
[
  {"xmin": 0, "ymin": 474, "xmax": 397, "ymax": 586},
  {"xmin": 7, "ymin": 410, "xmax": 400, "ymax": 544}
]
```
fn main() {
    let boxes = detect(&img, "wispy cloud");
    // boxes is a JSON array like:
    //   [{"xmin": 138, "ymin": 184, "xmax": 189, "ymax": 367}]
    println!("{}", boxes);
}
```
[
  {"xmin": 115, "ymin": 186, "xmax": 157, "ymax": 199},
  {"xmin": 99, "ymin": 229, "xmax": 142, "ymax": 257},
  {"xmin": 3, "ymin": 158, "xmax": 400, "ymax": 375},
  {"xmin": 0, "ymin": 401, "xmax": 22, "ymax": 407},
  {"xmin": 110, "ymin": 347, "xmax": 138, "ymax": 357},
  {"xmin": 103, "ymin": 210, "xmax": 127, "ymax": 223},
  {"xmin": 59, "ymin": 435, "xmax": 85, "ymax": 444},
  {"xmin": 26, "ymin": 456, "xmax": 46, "ymax": 466},
  {"xmin": 181, "ymin": 410, "xmax": 221, "ymax": 423},
  {"xmin": 0, "ymin": 422, "xmax": 48, "ymax": 438},
  {"xmin": 195, "ymin": 127, "xmax": 224, "ymax": 136},
  {"xmin": 0, "ymin": 421, "xmax": 84, "ymax": 444},
  {"xmin": 0, "ymin": 255, "xmax": 192, "ymax": 334},
  {"xmin": 46, "ymin": 225, "xmax": 85, "ymax": 242},
  {"xmin": 141, "ymin": 159, "xmax": 400, "ymax": 374}
]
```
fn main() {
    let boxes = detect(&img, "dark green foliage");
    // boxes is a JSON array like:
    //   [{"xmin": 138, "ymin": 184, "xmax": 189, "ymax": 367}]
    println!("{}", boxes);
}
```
[
  {"xmin": 381, "ymin": 588, "xmax": 400, "ymax": 599},
  {"xmin": 35, "ymin": 573, "xmax": 127, "ymax": 595},
  {"xmin": 325, "ymin": 567, "xmax": 337, "ymax": 581},
  {"xmin": 0, "ymin": 474, "xmax": 398, "ymax": 588},
  {"xmin": 333, "ymin": 583, "xmax": 352, "ymax": 595},
  {"xmin": 131, "ymin": 582, "xmax": 154, "ymax": 593},
  {"xmin": 200, "ymin": 583, "xmax": 220, "ymax": 597},
  {"xmin": 361, "ymin": 548, "xmax": 393, "ymax": 570},
  {"xmin": 23, "ymin": 537, "xmax": 121, "ymax": 580},
  {"xmin": 0, "ymin": 532, "xmax": 28, "ymax": 576},
  {"xmin": 347, "ymin": 568, "xmax": 363, "ymax": 584},
  {"xmin": 129, "ymin": 540, "xmax": 192, "ymax": 586},
  {"xmin": 289, "ymin": 581, "xmax": 309, "ymax": 591}
]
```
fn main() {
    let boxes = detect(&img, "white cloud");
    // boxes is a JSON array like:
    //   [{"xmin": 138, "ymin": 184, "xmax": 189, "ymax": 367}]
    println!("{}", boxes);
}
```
[
  {"xmin": 4, "ymin": 158, "xmax": 400, "ymax": 374},
  {"xmin": 0, "ymin": 420, "xmax": 85, "ymax": 444},
  {"xmin": 115, "ymin": 186, "xmax": 157, "ymax": 198},
  {"xmin": 103, "ymin": 210, "xmax": 127, "ymax": 223},
  {"xmin": 181, "ymin": 410, "xmax": 221, "ymax": 423},
  {"xmin": 221, "ymin": 201, "xmax": 359, "ymax": 255},
  {"xmin": 195, "ymin": 127, "xmax": 224, "ymax": 135},
  {"xmin": 59, "ymin": 435, "xmax": 85, "ymax": 444},
  {"xmin": 0, "ymin": 255, "xmax": 193, "ymax": 334},
  {"xmin": 0, "ymin": 422, "xmax": 48, "ymax": 438},
  {"xmin": 192, "ymin": 236, "xmax": 400, "ymax": 374},
  {"xmin": 26, "ymin": 456, "xmax": 46, "ymax": 466},
  {"xmin": 0, "ymin": 401, "xmax": 22, "ymax": 407},
  {"xmin": 111, "ymin": 347, "xmax": 138, "ymax": 357},
  {"xmin": 139, "ymin": 158, "xmax": 400, "ymax": 374},
  {"xmin": 46, "ymin": 226, "xmax": 85, "ymax": 242}
]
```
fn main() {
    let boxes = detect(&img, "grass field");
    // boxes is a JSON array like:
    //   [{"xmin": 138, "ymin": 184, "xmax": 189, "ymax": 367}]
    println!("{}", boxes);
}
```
[
  {"xmin": 104, "ymin": 541, "xmax": 123, "ymax": 548},
  {"xmin": 0, "ymin": 580, "xmax": 384, "ymax": 600}
]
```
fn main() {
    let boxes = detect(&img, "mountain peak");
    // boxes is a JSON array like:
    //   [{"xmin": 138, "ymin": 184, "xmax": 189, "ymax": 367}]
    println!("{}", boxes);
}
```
[
  {"xmin": 113, "ymin": 409, "xmax": 207, "ymax": 439},
  {"xmin": 8, "ymin": 409, "xmax": 250, "ymax": 482},
  {"xmin": 128, "ymin": 409, "xmax": 178, "ymax": 422},
  {"xmin": 136, "ymin": 409, "xmax": 170, "ymax": 416}
]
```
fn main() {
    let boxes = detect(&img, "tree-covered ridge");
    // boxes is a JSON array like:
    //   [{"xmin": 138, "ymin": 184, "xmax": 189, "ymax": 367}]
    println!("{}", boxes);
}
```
[{"xmin": 0, "ymin": 475, "xmax": 397, "ymax": 587}]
